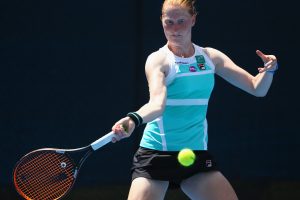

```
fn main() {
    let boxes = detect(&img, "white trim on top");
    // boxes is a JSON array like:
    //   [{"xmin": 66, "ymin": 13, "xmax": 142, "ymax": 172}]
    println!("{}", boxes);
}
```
[
  {"xmin": 176, "ymin": 70, "xmax": 214, "ymax": 78},
  {"xmin": 156, "ymin": 116, "xmax": 167, "ymax": 151},
  {"xmin": 203, "ymin": 118, "xmax": 208, "ymax": 150},
  {"xmin": 166, "ymin": 99, "xmax": 209, "ymax": 106}
]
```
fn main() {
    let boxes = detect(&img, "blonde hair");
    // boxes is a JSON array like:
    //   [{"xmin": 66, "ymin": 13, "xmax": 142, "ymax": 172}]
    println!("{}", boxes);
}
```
[{"xmin": 162, "ymin": 0, "xmax": 197, "ymax": 16}]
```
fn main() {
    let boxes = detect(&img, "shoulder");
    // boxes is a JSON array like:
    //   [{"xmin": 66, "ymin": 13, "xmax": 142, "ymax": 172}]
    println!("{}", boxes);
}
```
[
  {"xmin": 201, "ymin": 47, "xmax": 222, "ymax": 58},
  {"xmin": 201, "ymin": 47, "xmax": 228, "ymax": 67},
  {"xmin": 145, "ymin": 48, "xmax": 169, "ymax": 75},
  {"xmin": 146, "ymin": 48, "xmax": 168, "ymax": 66}
]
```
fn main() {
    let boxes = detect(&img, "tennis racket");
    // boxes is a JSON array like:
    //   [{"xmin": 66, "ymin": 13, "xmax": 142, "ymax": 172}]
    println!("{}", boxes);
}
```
[{"xmin": 13, "ymin": 131, "xmax": 121, "ymax": 200}]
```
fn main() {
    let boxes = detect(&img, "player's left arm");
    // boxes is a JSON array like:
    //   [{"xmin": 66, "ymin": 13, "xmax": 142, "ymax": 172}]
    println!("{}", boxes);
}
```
[{"xmin": 206, "ymin": 47, "xmax": 278, "ymax": 97}]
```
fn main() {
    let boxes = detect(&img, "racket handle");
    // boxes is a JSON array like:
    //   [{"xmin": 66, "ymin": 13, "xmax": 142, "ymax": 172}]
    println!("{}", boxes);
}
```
[{"xmin": 90, "ymin": 131, "xmax": 120, "ymax": 151}]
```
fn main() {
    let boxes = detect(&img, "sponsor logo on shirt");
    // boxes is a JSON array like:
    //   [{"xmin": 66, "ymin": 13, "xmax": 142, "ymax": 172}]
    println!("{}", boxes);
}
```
[
  {"xmin": 189, "ymin": 66, "xmax": 197, "ymax": 72},
  {"xmin": 175, "ymin": 61, "xmax": 189, "ymax": 64}
]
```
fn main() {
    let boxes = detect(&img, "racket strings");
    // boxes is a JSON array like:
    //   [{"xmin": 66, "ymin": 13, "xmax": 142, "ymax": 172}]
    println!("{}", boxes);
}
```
[
  {"xmin": 16, "ymin": 152, "xmax": 73, "ymax": 199},
  {"xmin": 14, "ymin": 151, "xmax": 75, "ymax": 200}
]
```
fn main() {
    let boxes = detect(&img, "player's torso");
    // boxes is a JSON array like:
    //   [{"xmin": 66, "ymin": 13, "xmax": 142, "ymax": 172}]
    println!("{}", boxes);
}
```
[{"xmin": 141, "ymin": 44, "xmax": 215, "ymax": 151}]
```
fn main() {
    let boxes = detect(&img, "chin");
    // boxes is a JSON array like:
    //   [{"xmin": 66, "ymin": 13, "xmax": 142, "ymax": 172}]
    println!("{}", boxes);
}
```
[{"xmin": 168, "ymin": 40, "xmax": 184, "ymax": 46}]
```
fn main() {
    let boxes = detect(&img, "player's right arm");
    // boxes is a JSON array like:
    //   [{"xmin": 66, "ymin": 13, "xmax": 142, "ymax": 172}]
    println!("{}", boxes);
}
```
[
  {"xmin": 137, "ymin": 51, "xmax": 169, "ymax": 122},
  {"xmin": 112, "ymin": 51, "xmax": 169, "ymax": 138}
]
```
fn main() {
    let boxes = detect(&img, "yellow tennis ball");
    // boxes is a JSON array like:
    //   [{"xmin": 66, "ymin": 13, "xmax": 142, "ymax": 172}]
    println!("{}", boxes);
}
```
[{"xmin": 177, "ymin": 148, "xmax": 196, "ymax": 167}]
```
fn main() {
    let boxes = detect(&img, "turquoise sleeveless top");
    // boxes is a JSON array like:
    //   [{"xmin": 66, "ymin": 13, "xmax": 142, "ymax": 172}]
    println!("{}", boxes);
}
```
[{"xmin": 140, "ymin": 44, "xmax": 215, "ymax": 151}]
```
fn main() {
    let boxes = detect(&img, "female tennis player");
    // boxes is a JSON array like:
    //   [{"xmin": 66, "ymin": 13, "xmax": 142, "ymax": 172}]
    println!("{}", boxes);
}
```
[{"xmin": 112, "ymin": 0, "xmax": 278, "ymax": 199}]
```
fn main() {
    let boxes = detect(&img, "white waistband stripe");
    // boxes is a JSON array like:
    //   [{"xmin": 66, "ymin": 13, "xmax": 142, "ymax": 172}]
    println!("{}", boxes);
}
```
[{"xmin": 166, "ymin": 99, "xmax": 209, "ymax": 106}]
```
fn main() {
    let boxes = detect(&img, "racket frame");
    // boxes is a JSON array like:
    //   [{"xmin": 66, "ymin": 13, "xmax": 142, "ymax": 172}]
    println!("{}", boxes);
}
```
[{"xmin": 13, "ymin": 131, "xmax": 119, "ymax": 200}]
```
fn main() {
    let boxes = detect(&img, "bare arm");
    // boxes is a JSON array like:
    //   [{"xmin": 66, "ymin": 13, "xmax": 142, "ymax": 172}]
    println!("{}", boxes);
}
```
[
  {"xmin": 206, "ymin": 48, "xmax": 278, "ymax": 97},
  {"xmin": 135, "ymin": 53, "xmax": 168, "ymax": 122},
  {"xmin": 112, "ymin": 51, "xmax": 168, "ymax": 138}
]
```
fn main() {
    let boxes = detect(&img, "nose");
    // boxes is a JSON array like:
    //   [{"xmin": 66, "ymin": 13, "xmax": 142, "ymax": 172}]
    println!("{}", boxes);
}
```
[
  {"xmin": 172, "ymin": 23, "xmax": 180, "ymax": 32},
  {"xmin": 169, "ymin": 24, "xmax": 181, "ymax": 35}
]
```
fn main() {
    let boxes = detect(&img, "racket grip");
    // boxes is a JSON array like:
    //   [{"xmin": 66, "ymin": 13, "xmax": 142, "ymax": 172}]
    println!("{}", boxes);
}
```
[{"xmin": 90, "ymin": 131, "xmax": 120, "ymax": 151}]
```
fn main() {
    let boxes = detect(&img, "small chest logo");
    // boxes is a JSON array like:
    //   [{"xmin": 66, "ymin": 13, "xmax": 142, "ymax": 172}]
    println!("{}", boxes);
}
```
[
  {"xmin": 189, "ymin": 66, "xmax": 197, "ymax": 72},
  {"xmin": 198, "ymin": 63, "xmax": 206, "ymax": 70},
  {"xmin": 195, "ymin": 55, "xmax": 206, "ymax": 70}
]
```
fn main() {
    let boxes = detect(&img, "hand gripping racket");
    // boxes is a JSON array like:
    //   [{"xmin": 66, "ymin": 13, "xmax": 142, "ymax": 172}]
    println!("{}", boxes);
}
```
[{"xmin": 13, "ymin": 131, "xmax": 120, "ymax": 200}]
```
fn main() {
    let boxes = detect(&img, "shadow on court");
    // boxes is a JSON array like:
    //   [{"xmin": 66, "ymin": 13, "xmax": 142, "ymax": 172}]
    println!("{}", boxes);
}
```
[{"xmin": 2, "ymin": 180, "xmax": 300, "ymax": 200}]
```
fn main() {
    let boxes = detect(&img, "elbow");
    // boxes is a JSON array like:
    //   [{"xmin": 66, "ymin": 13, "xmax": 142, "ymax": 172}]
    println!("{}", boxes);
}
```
[
  {"xmin": 155, "ymin": 103, "xmax": 166, "ymax": 116},
  {"xmin": 250, "ymin": 83, "xmax": 269, "ymax": 97},
  {"xmin": 145, "ymin": 100, "xmax": 166, "ymax": 117},
  {"xmin": 150, "ymin": 100, "xmax": 166, "ymax": 117},
  {"xmin": 251, "ymin": 77, "xmax": 272, "ymax": 97}
]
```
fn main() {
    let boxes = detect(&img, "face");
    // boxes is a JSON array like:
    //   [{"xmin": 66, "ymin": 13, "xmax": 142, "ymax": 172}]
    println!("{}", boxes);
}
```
[{"xmin": 161, "ymin": 5, "xmax": 196, "ymax": 46}]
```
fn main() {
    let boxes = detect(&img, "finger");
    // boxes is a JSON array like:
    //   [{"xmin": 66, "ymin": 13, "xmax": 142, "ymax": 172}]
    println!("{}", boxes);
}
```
[
  {"xmin": 264, "ymin": 60, "xmax": 273, "ymax": 67},
  {"xmin": 112, "ymin": 124, "xmax": 118, "ymax": 132},
  {"xmin": 256, "ymin": 50, "xmax": 266, "ymax": 58},
  {"xmin": 258, "ymin": 67, "xmax": 264, "ymax": 73},
  {"xmin": 256, "ymin": 50, "xmax": 269, "ymax": 62},
  {"xmin": 258, "ymin": 62, "xmax": 277, "ymax": 73},
  {"xmin": 264, "ymin": 59, "xmax": 277, "ymax": 68},
  {"xmin": 258, "ymin": 67, "xmax": 269, "ymax": 73},
  {"xmin": 111, "ymin": 131, "xmax": 124, "ymax": 142},
  {"xmin": 114, "ymin": 124, "xmax": 129, "ymax": 138},
  {"xmin": 112, "ymin": 124, "xmax": 123, "ymax": 135},
  {"xmin": 111, "ymin": 124, "xmax": 119, "ymax": 133}
]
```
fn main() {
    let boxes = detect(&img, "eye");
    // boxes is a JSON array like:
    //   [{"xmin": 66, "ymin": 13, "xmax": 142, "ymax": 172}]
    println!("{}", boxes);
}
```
[
  {"xmin": 165, "ymin": 20, "xmax": 174, "ymax": 25},
  {"xmin": 178, "ymin": 19, "xmax": 185, "ymax": 24}
]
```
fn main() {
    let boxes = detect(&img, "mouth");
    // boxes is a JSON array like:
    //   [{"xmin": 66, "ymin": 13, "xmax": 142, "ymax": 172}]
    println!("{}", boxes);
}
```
[{"xmin": 171, "ymin": 34, "xmax": 182, "ymax": 38}]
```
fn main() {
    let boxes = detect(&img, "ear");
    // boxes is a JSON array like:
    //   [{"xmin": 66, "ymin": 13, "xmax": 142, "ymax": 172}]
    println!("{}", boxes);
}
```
[{"xmin": 191, "ymin": 14, "xmax": 196, "ymax": 27}]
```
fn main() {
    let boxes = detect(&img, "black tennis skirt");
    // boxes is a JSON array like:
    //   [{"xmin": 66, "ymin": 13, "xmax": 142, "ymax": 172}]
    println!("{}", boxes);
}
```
[{"xmin": 131, "ymin": 146, "xmax": 218, "ymax": 187}]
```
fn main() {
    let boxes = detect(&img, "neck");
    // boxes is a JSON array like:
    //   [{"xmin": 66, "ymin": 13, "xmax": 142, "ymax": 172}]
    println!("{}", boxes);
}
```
[{"xmin": 168, "ymin": 42, "xmax": 194, "ymax": 58}]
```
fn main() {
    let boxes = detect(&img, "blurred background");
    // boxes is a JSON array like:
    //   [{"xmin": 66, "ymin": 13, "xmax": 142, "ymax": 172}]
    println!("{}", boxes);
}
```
[{"xmin": 1, "ymin": 0, "xmax": 299, "ymax": 199}]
